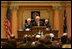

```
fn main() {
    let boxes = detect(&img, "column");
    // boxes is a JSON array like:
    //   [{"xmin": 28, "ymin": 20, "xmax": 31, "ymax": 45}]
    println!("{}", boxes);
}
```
[
  {"xmin": 10, "ymin": 6, "xmax": 19, "ymax": 38},
  {"xmin": 17, "ymin": 8, "xmax": 23, "ymax": 31},
  {"xmin": 53, "ymin": 5, "xmax": 62, "ymax": 38},
  {"xmin": 47, "ymin": 9, "xmax": 54, "ymax": 29},
  {"xmin": 59, "ymin": 6, "xmax": 64, "ymax": 38},
  {"xmin": 1, "ymin": 6, "xmax": 8, "ymax": 39},
  {"xmin": 66, "ymin": 4, "xmax": 71, "ymax": 38}
]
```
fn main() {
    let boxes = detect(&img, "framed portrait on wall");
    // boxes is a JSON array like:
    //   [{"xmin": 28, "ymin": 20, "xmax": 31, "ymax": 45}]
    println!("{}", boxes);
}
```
[{"xmin": 31, "ymin": 11, "xmax": 40, "ymax": 19}]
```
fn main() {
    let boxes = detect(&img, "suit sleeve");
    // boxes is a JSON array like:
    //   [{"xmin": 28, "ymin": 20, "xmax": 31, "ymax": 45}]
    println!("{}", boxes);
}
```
[
  {"xmin": 24, "ymin": 23, "xmax": 26, "ymax": 30},
  {"xmin": 46, "ymin": 23, "xmax": 52, "ymax": 31},
  {"xmin": 29, "ymin": 23, "xmax": 32, "ymax": 30}
]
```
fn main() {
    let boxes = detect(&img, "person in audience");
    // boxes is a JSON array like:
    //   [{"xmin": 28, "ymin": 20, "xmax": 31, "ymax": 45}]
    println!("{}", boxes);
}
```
[
  {"xmin": 61, "ymin": 33, "xmax": 68, "ymax": 44},
  {"xmin": 44, "ymin": 34, "xmax": 52, "ymax": 43},
  {"xmin": 33, "ymin": 34, "xmax": 52, "ymax": 48},
  {"xmin": 31, "ymin": 36, "xmax": 47, "ymax": 48},
  {"xmin": 19, "ymin": 35, "xmax": 28, "ymax": 48},
  {"xmin": 41, "ymin": 34, "xmax": 52, "ymax": 48},
  {"xmin": 44, "ymin": 34, "xmax": 61, "ymax": 48},
  {"xmin": 49, "ymin": 33, "xmax": 55, "ymax": 41},
  {"xmin": 44, "ymin": 34, "xmax": 52, "ymax": 48},
  {"xmin": 35, "ymin": 39, "xmax": 46, "ymax": 48},
  {"xmin": 1, "ymin": 42, "xmax": 8, "ymax": 48},
  {"xmin": 52, "ymin": 41, "xmax": 61, "ymax": 48},
  {"xmin": 7, "ymin": 34, "xmax": 17, "ymax": 48},
  {"xmin": 20, "ymin": 35, "xmax": 32, "ymax": 48},
  {"xmin": 33, "ymin": 16, "xmax": 44, "ymax": 26},
  {"xmin": 44, "ymin": 19, "xmax": 52, "ymax": 31},
  {"xmin": 24, "ymin": 18, "xmax": 32, "ymax": 31},
  {"xmin": 20, "ymin": 35, "xmax": 27, "ymax": 44}
]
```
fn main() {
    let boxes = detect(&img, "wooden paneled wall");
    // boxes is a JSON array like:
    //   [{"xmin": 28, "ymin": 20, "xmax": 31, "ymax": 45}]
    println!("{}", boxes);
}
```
[{"xmin": 1, "ymin": 1, "xmax": 71, "ymax": 39}]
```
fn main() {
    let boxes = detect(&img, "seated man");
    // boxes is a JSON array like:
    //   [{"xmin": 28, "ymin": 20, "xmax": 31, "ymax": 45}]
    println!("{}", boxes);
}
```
[
  {"xmin": 49, "ymin": 33, "xmax": 55, "ymax": 41},
  {"xmin": 7, "ymin": 34, "xmax": 17, "ymax": 48},
  {"xmin": 24, "ymin": 18, "xmax": 32, "ymax": 31},
  {"xmin": 44, "ymin": 19, "xmax": 52, "ymax": 31},
  {"xmin": 20, "ymin": 35, "xmax": 32, "ymax": 48},
  {"xmin": 32, "ymin": 16, "xmax": 44, "ymax": 26},
  {"xmin": 61, "ymin": 33, "xmax": 68, "ymax": 44}
]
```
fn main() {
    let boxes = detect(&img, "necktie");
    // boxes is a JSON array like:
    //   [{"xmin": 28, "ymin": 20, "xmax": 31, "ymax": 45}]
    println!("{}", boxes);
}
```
[{"xmin": 37, "ymin": 22, "xmax": 39, "ymax": 26}]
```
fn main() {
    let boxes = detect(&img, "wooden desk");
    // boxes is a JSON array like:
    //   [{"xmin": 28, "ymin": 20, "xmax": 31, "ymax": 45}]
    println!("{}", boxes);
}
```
[
  {"xmin": 1, "ymin": 26, "xmax": 58, "ymax": 43},
  {"xmin": 18, "ymin": 26, "xmax": 58, "ymax": 39}
]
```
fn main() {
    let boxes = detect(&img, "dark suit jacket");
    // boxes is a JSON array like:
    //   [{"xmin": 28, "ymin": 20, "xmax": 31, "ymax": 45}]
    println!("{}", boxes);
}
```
[
  {"xmin": 61, "ymin": 36, "xmax": 67, "ymax": 44},
  {"xmin": 32, "ymin": 21, "xmax": 44, "ymax": 26},
  {"xmin": 44, "ymin": 23, "xmax": 52, "ymax": 32},
  {"xmin": 7, "ymin": 39, "xmax": 17, "ymax": 48},
  {"xmin": 24, "ymin": 23, "xmax": 32, "ymax": 30}
]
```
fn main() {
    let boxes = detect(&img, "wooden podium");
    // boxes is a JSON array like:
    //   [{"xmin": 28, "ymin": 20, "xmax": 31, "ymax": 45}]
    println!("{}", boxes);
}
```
[{"xmin": 18, "ymin": 26, "xmax": 58, "ymax": 39}]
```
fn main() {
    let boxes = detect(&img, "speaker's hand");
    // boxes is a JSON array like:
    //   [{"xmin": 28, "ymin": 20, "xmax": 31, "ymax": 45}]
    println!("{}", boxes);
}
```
[{"xmin": 46, "ymin": 28, "xmax": 49, "ymax": 31}]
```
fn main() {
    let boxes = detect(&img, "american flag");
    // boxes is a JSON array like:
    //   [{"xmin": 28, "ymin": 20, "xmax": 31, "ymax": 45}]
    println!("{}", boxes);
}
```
[{"xmin": 5, "ymin": 8, "xmax": 12, "ymax": 38}]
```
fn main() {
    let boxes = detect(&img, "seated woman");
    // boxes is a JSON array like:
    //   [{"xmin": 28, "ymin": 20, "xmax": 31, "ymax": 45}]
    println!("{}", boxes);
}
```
[
  {"xmin": 44, "ymin": 19, "xmax": 52, "ymax": 31},
  {"xmin": 24, "ymin": 18, "xmax": 32, "ymax": 31}
]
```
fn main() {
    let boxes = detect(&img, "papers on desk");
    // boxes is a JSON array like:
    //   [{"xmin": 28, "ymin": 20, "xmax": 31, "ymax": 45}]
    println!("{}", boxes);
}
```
[
  {"xmin": 25, "ymin": 28, "xmax": 30, "ymax": 31},
  {"xmin": 36, "ymin": 35, "xmax": 41, "ymax": 38},
  {"xmin": 50, "ymin": 33, "xmax": 54, "ymax": 37}
]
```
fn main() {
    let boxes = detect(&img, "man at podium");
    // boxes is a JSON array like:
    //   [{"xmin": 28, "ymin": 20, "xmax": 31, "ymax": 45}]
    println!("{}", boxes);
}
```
[
  {"xmin": 32, "ymin": 16, "xmax": 52, "ymax": 31},
  {"xmin": 32, "ymin": 16, "xmax": 44, "ymax": 26}
]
